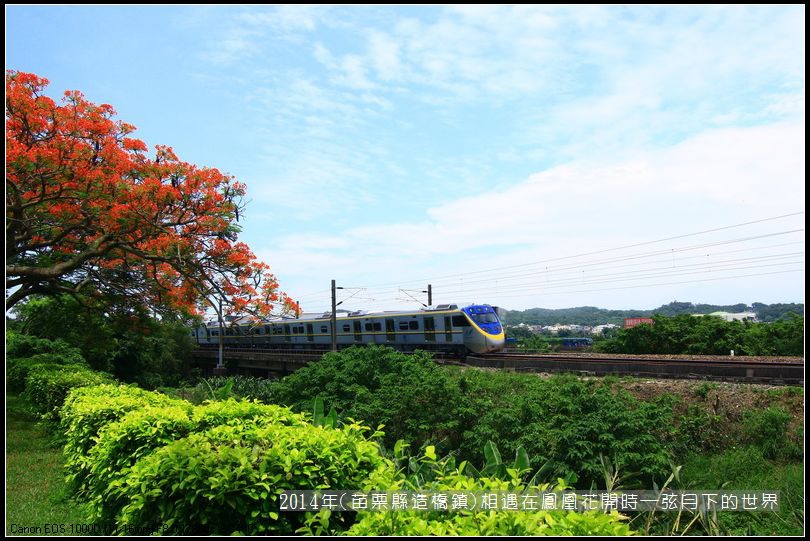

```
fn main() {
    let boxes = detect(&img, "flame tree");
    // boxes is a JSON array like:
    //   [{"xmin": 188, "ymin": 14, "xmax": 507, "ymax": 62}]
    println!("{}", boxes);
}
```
[{"xmin": 6, "ymin": 71, "xmax": 298, "ymax": 319}]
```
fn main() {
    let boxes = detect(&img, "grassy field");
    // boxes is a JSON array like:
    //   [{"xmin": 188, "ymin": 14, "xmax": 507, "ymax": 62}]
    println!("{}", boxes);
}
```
[
  {"xmin": 6, "ymin": 393, "xmax": 90, "ymax": 536},
  {"xmin": 677, "ymin": 448, "xmax": 805, "ymax": 536}
]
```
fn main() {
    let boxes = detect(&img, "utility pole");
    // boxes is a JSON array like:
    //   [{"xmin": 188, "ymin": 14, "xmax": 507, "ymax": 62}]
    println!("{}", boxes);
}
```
[
  {"xmin": 427, "ymin": 284, "xmax": 432, "ymax": 307},
  {"xmin": 216, "ymin": 297, "xmax": 225, "ymax": 374},
  {"xmin": 331, "ymin": 280, "xmax": 337, "ymax": 352}
]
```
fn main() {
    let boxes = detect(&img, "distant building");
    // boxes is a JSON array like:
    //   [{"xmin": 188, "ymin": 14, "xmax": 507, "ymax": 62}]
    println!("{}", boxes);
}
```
[
  {"xmin": 624, "ymin": 317, "xmax": 654, "ymax": 329},
  {"xmin": 704, "ymin": 311, "xmax": 758, "ymax": 322},
  {"xmin": 592, "ymin": 324, "xmax": 619, "ymax": 335}
]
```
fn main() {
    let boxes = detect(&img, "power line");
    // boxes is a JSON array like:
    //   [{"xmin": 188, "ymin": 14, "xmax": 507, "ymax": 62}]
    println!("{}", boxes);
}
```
[
  {"xmin": 438, "ymin": 258, "xmax": 804, "ymax": 296},
  {"xmin": 288, "ymin": 212, "xmax": 804, "ymax": 310},
  {"xmin": 480, "ymin": 269, "xmax": 804, "ymax": 300},
  {"xmin": 347, "ymin": 212, "xmax": 804, "ymax": 290},
  {"xmin": 410, "ymin": 236, "xmax": 804, "ymax": 292}
]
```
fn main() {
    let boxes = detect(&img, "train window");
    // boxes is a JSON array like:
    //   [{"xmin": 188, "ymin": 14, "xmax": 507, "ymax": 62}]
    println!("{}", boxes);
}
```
[
  {"xmin": 451, "ymin": 315, "xmax": 470, "ymax": 327},
  {"xmin": 306, "ymin": 324, "xmax": 314, "ymax": 342},
  {"xmin": 365, "ymin": 323, "xmax": 373, "ymax": 332},
  {"xmin": 424, "ymin": 316, "xmax": 435, "ymax": 342},
  {"xmin": 292, "ymin": 327, "xmax": 299, "ymax": 334},
  {"xmin": 354, "ymin": 320, "xmax": 362, "ymax": 341},
  {"xmin": 471, "ymin": 313, "xmax": 499, "ymax": 324},
  {"xmin": 343, "ymin": 324, "xmax": 351, "ymax": 332},
  {"xmin": 211, "ymin": 330, "xmax": 219, "ymax": 336},
  {"xmin": 386, "ymin": 319, "xmax": 395, "ymax": 341},
  {"xmin": 444, "ymin": 316, "xmax": 453, "ymax": 342},
  {"xmin": 284, "ymin": 324, "xmax": 291, "ymax": 342},
  {"xmin": 399, "ymin": 321, "xmax": 410, "ymax": 330},
  {"xmin": 273, "ymin": 326, "xmax": 283, "ymax": 335},
  {"xmin": 321, "ymin": 326, "xmax": 328, "ymax": 333},
  {"xmin": 374, "ymin": 322, "xmax": 382, "ymax": 332},
  {"xmin": 409, "ymin": 320, "xmax": 419, "ymax": 330}
]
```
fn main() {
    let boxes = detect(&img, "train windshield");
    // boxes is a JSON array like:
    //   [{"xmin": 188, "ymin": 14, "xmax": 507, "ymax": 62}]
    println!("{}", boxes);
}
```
[{"xmin": 471, "ymin": 313, "xmax": 499, "ymax": 324}]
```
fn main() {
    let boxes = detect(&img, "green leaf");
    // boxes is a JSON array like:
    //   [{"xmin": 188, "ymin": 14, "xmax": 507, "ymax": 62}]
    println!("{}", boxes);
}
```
[
  {"xmin": 483, "ymin": 440, "xmax": 502, "ymax": 468},
  {"xmin": 312, "ymin": 397, "xmax": 324, "ymax": 425},
  {"xmin": 513, "ymin": 446, "xmax": 530, "ymax": 472}
]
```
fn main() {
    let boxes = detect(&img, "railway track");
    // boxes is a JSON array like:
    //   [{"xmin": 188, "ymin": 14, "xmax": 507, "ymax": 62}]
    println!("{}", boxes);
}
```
[
  {"xmin": 465, "ymin": 352, "xmax": 804, "ymax": 385},
  {"xmin": 192, "ymin": 348, "xmax": 804, "ymax": 385}
]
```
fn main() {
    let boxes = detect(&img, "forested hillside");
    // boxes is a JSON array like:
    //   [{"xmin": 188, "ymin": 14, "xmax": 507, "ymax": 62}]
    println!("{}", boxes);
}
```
[{"xmin": 503, "ymin": 302, "xmax": 803, "ymax": 326}]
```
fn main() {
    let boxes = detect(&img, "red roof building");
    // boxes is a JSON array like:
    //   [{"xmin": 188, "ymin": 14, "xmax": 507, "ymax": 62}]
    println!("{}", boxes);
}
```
[{"xmin": 623, "ymin": 317, "xmax": 654, "ymax": 329}]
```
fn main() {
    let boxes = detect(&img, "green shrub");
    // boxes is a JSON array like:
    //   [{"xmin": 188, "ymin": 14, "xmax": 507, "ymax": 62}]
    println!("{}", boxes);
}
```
[
  {"xmin": 85, "ymin": 399, "xmax": 311, "ymax": 521},
  {"xmin": 8, "ymin": 351, "xmax": 88, "ymax": 393},
  {"xmin": 6, "ymin": 330, "xmax": 85, "ymax": 360},
  {"xmin": 345, "ymin": 452, "xmax": 633, "ymax": 536},
  {"xmin": 8, "ymin": 358, "xmax": 61, "ymax": 393},
  {"xmin": 24, "ymin": 364, "xmax": 114, "ymax": 426},
  {"xmin": 186, "ymin": 376, "xmax": 277, "ymax": 404},
  {"xmin": 271, "ymin": 349, "xmax": 674, "ymax": 488},
  {"xmin": 271, "ymin": 346, "xmax": 462, "ymax": 452},
  {"xmin": 742, "ymin": 407, "xmax": 802, "ymax": 460},
  {"xmin": 116, "ymin": 421, "xmax": 396, "ymax": 535},
  {"xmin": 671, "ymin": 404, "xmax": 728, "ymax": 455},
  {"xmin": 11, "ymin": 295, "xmax": 196, "ymax": 380},
  {"xmin": 87, "ymin": 404, "xmax": 195, "ymax": 521},
  {"xmin": 597, "ymin": 314, "xmax": 804, "ymax": 356},
  {"xmin": 87, "ymin": 399, "xmax": 312, "ymax": 522},
  {"xmin": 192, "ymin": 398, "xmax": 309, "ymax": 430},
  {"xmin": 83, "ymin": 399, "xmax": 312, "ymax": 522},
  {"xmin": 453, "ymin": 372, "xmax": 675, "ymax": 487},
  {"xmin": 61, "ymin": 384, "xmax": 182, "ymax": 495}
]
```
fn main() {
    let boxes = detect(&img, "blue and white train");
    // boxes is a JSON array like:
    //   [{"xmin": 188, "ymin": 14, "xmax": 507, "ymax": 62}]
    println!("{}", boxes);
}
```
[{"xmin": 193, "ymin": 303, "xmax": 505, "ymax": 355}]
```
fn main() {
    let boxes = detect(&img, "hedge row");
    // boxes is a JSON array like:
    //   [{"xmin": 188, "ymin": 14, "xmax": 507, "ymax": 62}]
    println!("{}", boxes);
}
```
[
  {"xmin": 8, "ymin": 353, "xmax": 89, "ymax": 392},
  {"xmin": 7, "ymin": 329, "xmax": 85, "ymax": 361},
  {"xmin": 24, "ymin": 364, "xmax": 114, "ymax": 426},
  {"xmin": 58, "ymin": 384, "xmax": 397, "ymax": 534},
  {"xmin": 61, "ymin": 384, "xmax": 184, "ymax": 496},
  {"xmin": 58, "ymin": 385, "xmax": 635, "ymax": 535},
  {"xmin": 115, "ymin": 421, "xmax": 397, "ymax": 535},
  {"xmin": 9, "ymin": 334, "xmax": 633, "ymax": 535}
]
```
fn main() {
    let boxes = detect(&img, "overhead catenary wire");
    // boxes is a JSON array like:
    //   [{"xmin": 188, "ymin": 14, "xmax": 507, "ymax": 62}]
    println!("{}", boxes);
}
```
[
  {"xmin": 317, "ymin": 234, "xmax": 803, "ymax": 303},
  {"xmin": 319, "ymin": 228, "xmax": 803, "ymax": 300},
  {"xmin": 339, "ymin": 212, "xmax": 804, "ymax": 291},
  {"xmin": 289, "ymin": 212, "xmax": 803, "ymax": 311},
  {"xmin": 395, "ymin": 237, "xmax": 805, "ymax": 293},
  {"xmin": 303, "ymin": 261, "xmax": 804, "ymax": 312}
]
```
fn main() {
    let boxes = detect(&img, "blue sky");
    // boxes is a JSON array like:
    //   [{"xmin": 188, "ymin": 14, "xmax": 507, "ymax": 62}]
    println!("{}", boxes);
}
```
[{"xmin": 7, "ymin": 5, "xmax": 805, "ymax": 312}]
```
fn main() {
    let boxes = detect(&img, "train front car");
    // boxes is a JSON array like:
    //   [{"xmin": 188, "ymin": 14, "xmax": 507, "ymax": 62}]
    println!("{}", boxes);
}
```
[{"xmin": 461, "ymin": 304, "xmax": 505, "ymax": 353}]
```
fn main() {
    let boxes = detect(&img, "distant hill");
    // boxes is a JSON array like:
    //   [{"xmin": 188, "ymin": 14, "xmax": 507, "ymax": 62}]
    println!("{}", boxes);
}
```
[{"xmin": 502, "ymin": 301, "xmax": 804, "ymax": 326}]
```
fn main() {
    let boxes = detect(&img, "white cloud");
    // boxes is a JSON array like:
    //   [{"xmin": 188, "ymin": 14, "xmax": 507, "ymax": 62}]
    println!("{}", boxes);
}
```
[
  {"xmin": 368, "ymin": 31, "xmax": 403, "ymax": 81},
  {"xmin": 200, "ymin": 28, "xmax": 260, "ymax": 65},
  {"xmin": 187, "ymin": 6, "xmax": 804, "ymax": 309},
  {"xmin": 264, "ymin": 121, "xmax": 805, "ymax": 310},
  {"xmin": 240, "ymin": 5, "xmax": 320, "ymax": 33}
]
